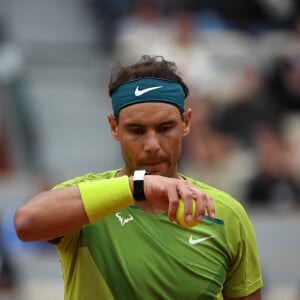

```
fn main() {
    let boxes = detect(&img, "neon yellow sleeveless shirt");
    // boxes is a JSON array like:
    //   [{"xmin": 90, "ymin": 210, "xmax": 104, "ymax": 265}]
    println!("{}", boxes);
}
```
[{"xmin": 53, "ymin": 170, "xmax": 263, "ymax": 299}]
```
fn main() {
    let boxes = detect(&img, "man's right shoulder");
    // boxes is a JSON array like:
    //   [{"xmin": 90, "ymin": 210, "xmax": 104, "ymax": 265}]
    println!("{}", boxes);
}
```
[{"xmin": 52, "ymin": 169, "xmax": 120, "ymax": 190}]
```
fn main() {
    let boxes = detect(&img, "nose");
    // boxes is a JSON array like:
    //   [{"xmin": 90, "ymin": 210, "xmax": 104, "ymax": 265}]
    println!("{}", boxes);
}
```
[{"xmin": 144, "ymin": 131, "xmax": 160, "ymax": 153}]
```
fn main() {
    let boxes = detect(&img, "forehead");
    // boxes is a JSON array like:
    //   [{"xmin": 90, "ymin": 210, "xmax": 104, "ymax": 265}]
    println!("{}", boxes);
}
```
[{"xmin": 118, "ymin": 102, "xmax": 182, "ymax": 123}]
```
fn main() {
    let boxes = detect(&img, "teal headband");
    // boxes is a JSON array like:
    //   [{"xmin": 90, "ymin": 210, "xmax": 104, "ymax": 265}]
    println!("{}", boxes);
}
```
[{"xmin": 111, "ymin": 78, "xmax": 185, "ymax": 117}]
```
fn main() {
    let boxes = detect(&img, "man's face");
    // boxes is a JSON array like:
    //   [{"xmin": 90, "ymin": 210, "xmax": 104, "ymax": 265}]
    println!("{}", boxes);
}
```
[{"xmin": 108, "ymin": 102, "xmax": 191, "ymax": 177}]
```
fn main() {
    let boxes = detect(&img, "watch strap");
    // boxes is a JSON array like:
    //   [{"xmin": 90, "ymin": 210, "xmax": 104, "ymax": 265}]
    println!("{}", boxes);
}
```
[{"xmin": 133, "ymin": 170, "xmax": 150, "ymax": 201}]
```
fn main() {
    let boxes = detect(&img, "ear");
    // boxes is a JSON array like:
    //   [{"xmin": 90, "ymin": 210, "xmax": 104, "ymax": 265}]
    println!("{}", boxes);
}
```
[
  {"xmin": 182, "ymin": 108, "xmax": 192, "ymax": 137},
  {"xmin": 107, "ymin": 114, "xmax": 120, "ymax": 141}
]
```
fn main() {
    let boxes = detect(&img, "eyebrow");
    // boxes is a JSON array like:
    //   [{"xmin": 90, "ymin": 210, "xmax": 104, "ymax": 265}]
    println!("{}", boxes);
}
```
[{"xmin": 123, "ymin": 119, "xmax": 179, "ymax": 128}]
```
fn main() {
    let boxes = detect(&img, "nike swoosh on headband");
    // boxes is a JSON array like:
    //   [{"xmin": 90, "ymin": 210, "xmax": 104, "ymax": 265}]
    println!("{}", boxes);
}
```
[
  {"xmin": 112, "ymin": 78, "xmax": 185, "ymax": 116},
  {"xmin": 135, "ymin": 85, "xmax": 163, "ymax": 96}
]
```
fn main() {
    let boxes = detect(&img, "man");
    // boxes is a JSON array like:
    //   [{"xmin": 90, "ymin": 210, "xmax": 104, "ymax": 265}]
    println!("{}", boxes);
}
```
[{"xmin": 14, "ymin": 55, "xmax": 263, "ymax": 299}]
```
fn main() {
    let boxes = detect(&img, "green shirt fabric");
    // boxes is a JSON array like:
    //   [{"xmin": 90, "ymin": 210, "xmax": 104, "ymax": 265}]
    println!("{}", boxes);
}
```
[{"xmin": 53, "ymin": 169, "xmax": 263, "ymax": 300}]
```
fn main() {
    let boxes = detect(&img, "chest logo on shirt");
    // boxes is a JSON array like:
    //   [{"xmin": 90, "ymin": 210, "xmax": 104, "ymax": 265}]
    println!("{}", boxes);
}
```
[
  {"xmin": 189, "ymin": 235, "xmax": 215, "ymax": 245},
  {"xmin": 115, "ymin": 212, "xmax": 134, "ymax": 226}
]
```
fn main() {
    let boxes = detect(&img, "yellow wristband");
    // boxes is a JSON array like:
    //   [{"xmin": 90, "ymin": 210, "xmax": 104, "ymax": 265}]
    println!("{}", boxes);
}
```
[{"xmin": 78, "ymin": 176, "xmax": 134, "ymax": 223}]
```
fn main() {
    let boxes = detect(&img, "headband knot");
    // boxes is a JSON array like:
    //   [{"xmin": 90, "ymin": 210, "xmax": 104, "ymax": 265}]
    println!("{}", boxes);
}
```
[{"xmin": 112, "ymin": 78, "xmax": 185, "ymax": 117}]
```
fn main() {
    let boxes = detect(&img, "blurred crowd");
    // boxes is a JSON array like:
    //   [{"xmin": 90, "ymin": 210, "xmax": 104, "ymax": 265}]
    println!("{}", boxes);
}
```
[
  {"xmin": 84, "ymin": 0, "xmax": 300, "ymax": 210},
  {"xmin": 1, "ymin": 1, "xmax": 300, "ymax": 297},
  {"xmin": 0, "ymin": 18, "xmax": 44, "ymax": 179},
  {"xmin": 0, "ymin": 0, "xmax": 299, "ymax": 203}
]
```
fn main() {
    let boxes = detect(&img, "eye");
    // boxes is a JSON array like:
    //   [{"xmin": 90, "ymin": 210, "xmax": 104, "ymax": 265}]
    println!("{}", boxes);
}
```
[
  {"xmin": 158, "ymin": 124, "xmax": 174, "ymax": 133},
  {"xmin": 128, "ymin": 127, "xmax": 145, "ymax": 135}
]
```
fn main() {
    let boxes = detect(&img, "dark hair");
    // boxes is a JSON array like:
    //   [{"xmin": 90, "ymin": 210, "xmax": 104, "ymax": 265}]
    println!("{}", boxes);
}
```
[{"xmin": 108, "ymin": 55, "xmax": 189, "ymax": 98}]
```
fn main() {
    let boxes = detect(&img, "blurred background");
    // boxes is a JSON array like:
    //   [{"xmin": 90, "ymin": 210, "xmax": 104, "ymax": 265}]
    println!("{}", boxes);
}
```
[{"xmin": 0, "ymin": 0, "xmax": 300, "ymax": 299}]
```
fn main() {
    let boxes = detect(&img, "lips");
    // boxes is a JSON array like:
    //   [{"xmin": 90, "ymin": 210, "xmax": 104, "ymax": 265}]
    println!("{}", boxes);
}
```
[
  {"xmin": 139, "ymin": 159, "xmax": 166, "ymax": 172},
  {"xmin": 145, "ymin": 161, "xmax": 164, "ymax": 166}
]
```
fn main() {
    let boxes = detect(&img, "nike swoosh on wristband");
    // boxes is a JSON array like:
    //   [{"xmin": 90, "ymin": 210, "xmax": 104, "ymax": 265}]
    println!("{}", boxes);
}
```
[
  {"xmin": 135, "ymin": 85, "xmax": 163, "ymax": 96},
  {"xmin": 189, "ymin": 235, "xmax": 214, "ymax": 245}
]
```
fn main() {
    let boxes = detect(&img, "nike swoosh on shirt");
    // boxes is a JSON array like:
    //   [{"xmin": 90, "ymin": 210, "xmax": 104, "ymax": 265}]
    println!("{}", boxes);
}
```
[
  {"xmin": 135, "ymin": 85, "xmax": 163, "ymax": 96},
  {"xmin": 189, "ymin": 235, "xmax": 214, "ymax": 245}
]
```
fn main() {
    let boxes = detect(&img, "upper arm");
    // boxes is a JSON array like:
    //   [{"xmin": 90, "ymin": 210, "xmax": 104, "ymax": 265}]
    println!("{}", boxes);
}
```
[{"xmin": 225, "ymin": 289, "xmax": 262, "ymax": 300}]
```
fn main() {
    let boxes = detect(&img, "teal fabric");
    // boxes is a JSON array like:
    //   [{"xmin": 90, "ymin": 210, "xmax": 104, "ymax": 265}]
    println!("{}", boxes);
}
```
[{"xmin": 112, "ymin": 78, "xmax": 185, "ymax": 116}]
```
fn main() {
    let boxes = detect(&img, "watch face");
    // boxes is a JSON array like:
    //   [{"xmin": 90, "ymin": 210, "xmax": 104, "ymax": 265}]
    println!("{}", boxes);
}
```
[{"xmin": 134, "ymin": 170, "xmax": 148, "ymax": 181}]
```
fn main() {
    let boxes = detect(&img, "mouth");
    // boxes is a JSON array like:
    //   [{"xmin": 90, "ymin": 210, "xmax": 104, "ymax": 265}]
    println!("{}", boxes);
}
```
[
  {"xmin": 140, "ymin": 160, "xmax": 166, "ymax": 174},
  {"xmin": 146, "ymin": 160, "xmax": 164, "ymax": 166}
]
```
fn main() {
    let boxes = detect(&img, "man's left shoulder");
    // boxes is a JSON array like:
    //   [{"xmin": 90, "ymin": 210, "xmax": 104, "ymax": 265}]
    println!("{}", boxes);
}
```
[
  {"xmin": 182, "ymin": 174, "xmax": 246, "ymax": 218},
  {"xmin": 182, "ymin": 174, "xmax": 235, "ymax": 201}
]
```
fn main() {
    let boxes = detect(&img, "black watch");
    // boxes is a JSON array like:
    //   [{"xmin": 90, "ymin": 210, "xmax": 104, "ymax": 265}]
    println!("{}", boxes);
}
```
[{"xmin": 133, "ymin": 170, "xmax": 150, "ymax": 201}]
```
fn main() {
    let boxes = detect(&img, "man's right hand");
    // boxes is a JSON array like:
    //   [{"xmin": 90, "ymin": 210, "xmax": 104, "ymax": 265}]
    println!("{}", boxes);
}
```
[{"xmin": 141, "ymin": 175, "xmax": 215, "ymax": 224}]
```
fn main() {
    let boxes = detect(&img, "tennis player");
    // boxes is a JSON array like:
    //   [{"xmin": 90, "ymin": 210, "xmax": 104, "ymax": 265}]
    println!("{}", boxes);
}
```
[{"xmin": 14, "ymin": 55, "xmax": 263, "ymax": 299}]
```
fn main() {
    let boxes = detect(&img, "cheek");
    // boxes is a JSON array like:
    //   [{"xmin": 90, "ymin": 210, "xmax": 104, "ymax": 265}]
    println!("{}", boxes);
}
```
[
  {"xmin": 119, "ymin": 138, "xmax": 140, "ymax": 160},
  {"xmin": 164, "ymin": 135, "xmax": 183, "ymax": 156}
]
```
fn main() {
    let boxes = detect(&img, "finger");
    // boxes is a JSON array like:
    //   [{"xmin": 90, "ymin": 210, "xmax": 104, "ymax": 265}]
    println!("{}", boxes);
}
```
[
  {"xmin": 206, "ymin": 195, "xmax": 215, "ymax": 219},
  {"xmin": 167, "ymin": 188, "xmax": 179, "ymax": 222},
  {"xmin": 183, "ymin": 195, "xmax": 194, "ymax": 223},
  {"xmin": 178, "ymin": 186, "xmax": 194, "ymax": 223},
  {"xmin": 195, "ymin": 192, "xmax": 207, "ymax": 221}
]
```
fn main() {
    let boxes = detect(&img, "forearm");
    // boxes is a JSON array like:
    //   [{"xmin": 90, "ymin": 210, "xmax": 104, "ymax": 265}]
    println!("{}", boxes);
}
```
[
  {"xmin": 14, "ymin": 176, "xmax": 135, "ymax": 242},
  {"xmin": 14, "ymin": 174, "xmax": 215, "ymax": 242},
  {"xmin": 78, "ymin": 176, "xmax": 134, "ymax": 223}
]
